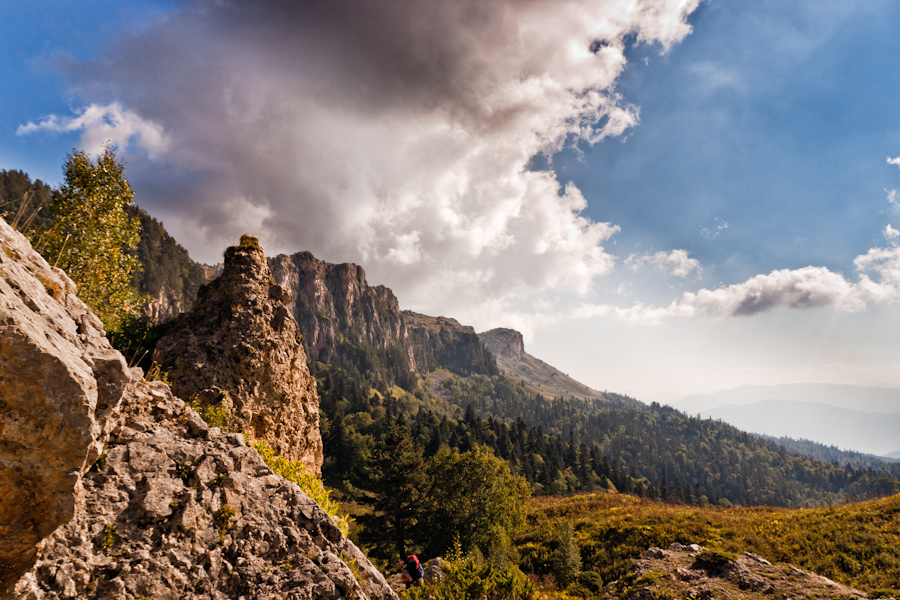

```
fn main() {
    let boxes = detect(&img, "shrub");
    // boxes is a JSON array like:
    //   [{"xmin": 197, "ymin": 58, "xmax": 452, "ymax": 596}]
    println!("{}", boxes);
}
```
[
  {"xmin": 252, "ymin": 440, "xmax": 351, "ymax": 536},
  {"xmin": 692, "ymin": 549, "xmax": 736, "ymax": 571}
]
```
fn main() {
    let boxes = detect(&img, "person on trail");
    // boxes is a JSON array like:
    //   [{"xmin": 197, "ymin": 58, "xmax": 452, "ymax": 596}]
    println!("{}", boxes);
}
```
[{"xmin": 397, "ymin": 553, "xmax": 424, "ymax": 587}]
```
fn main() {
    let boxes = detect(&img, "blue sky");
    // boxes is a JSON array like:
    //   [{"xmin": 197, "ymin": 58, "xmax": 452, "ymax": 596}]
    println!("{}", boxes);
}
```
[{"xmin": 4, "ymin": 0, "xmax": 900, "ymax": 401}]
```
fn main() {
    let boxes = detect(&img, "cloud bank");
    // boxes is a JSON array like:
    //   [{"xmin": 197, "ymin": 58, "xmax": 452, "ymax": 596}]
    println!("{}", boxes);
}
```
[
  {"xmin": 579, "ymin": 245, "xmax": 900, "ymax": 325},
  {"xmin": 41, "ymin": 0, "xmax": 701, "ymax": 317}
]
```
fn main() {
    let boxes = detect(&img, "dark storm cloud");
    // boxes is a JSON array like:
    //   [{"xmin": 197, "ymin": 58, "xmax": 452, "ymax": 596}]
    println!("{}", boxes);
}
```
[{"xmin": 28, "ymin": 0, "xmax": 701, "ymax": 320}]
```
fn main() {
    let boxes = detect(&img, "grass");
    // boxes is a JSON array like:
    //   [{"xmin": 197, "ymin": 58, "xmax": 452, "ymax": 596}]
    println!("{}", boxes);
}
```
[{"xmin": 517, "ymin": 491, "xmax": 900, "ymax": 593}]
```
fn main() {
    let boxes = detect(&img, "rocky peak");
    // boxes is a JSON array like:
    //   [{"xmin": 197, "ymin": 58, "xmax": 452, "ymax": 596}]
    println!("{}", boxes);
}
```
[
  {"xmin": 153, "ymin": 235, "xmax": 323, "ymax": 476},
  {"xmin": 478, "ymin": 327, "xmax": 524, "ymax": 362},
  {"xmin": 0, "ymin": 217, "xmax": 137, "ymax": 593},
  {"xmin": 403, "ymin": 311, "xmax": 499, "ymax": 376}
]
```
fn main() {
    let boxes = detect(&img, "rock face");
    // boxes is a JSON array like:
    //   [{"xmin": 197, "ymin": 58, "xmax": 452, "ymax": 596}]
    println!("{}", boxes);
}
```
[
  {"xmin": 153, "ymin": 236, "xmax": 323, "ymax": 476},
  {"xmin": 0, "ymin": 218, "xmax": 135, "ymax": 593},
  {"xmin": 270, "ymin": 251, "xmax": 503, "ymax": 381},
  {"xmin": 14, "ymin": 381, "xmax": 397, "ymax": 600},
  {"xmin": 478, "ymin": 328, "xmax": 524, "ymax": 362},
  {"xmin": 269, "ymin": 251, "xmax": 413, "ymax": 369},
  {"xmin": 403, "ymin": 312, "xmax": 498, "ymax": 377}
]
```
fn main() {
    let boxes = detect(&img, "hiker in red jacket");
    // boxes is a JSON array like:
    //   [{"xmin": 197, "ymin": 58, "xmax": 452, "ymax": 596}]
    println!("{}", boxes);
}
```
[{"xmin": 397, "ymin": 553, "xmax": 424, "ymax": 587}]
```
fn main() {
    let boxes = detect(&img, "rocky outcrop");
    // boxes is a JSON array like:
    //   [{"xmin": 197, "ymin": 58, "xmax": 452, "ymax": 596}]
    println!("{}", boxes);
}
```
[
  {"xmin": 14, "ymin": 380, "xmax": 397, "ymax": 600},
  {"xmin": 478, "ymin": 328, "xmax": 524, "ymax": 362},
  {"xmin": 602, "ymin": 544, "xmax": 872, "ymax": 600},
  {"xmin": 153, "ymin": 236, "xmax": 323, "ymax": 477},
  {"xmin": 477, "ymin": 327, "xmax": 607, "ymax": 403},
  {"xmin": 0, "ymin": 218, "xmax": 136, "ymax": 594},
  {"xmin": 270, "ymin": 251, "xmax": 413, "ymax": 370},
  {"xmin": 404, "ymin": 312, "xmax": 498, "ymax": 377}
]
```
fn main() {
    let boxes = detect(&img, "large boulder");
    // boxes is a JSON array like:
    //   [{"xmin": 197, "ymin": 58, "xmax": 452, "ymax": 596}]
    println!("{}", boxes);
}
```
[
  {"xmin": 153, "ymin": 236, "xmax": 323, "ymax": 476},
  {"xmin": 14, "ymin": 381, "xmax": 397, "ymax": 600},
  {"xmin": 0, "ymin": 218, "xmax": 136, "ymax": 594}
]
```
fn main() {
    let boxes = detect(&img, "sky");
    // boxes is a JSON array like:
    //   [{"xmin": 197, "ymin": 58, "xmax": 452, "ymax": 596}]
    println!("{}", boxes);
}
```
[{"xmin": 3, "ymin": 0, "xmax": 900, "ymax": 402}]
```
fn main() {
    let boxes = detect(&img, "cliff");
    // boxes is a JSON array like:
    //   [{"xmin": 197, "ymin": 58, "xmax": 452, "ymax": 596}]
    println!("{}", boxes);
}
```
[
  {"xmin": 1, "ymin": 220, "xmax": 395, "ymax": 599},
  {"xmin": 270, "ymin": 251, "xmax": 413, "ymax": 371},
  {"xmin": 478, "ymin": 327, "xmax": 607, "ymax": 402},
  {"xmin": 153, "ymin": 236, "xmax": 323, "ymax": 476},
  {"xmin": 404, "ymin": 311, "xmax": 498, "ymax": 377},
  {"xmin": 270, "ymin": 250, "xmax": 501, "ymax": 388}
]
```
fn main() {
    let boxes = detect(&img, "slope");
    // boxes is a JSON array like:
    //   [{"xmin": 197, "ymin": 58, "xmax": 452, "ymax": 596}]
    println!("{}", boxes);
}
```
[{"xmin": 479, "ymin": 327, "xmax": 609, "ymax": 402}]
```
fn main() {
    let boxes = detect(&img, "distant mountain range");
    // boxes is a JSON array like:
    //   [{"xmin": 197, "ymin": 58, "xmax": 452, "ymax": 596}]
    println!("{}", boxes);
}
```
[{"xmin": 675, "ymin": 384, "xmax": 900, "ymax": 457}]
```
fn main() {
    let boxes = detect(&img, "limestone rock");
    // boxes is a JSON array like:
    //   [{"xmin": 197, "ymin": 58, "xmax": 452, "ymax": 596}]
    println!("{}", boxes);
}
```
[
  {"xmin": 270, "ymin": 252, "xmax": 413, "ymax": 369},
  {"xmin": 14, "ymin": 380, "xmax": 397, "ymax": 600},
  {"xmin": 477, "ymin": 327, "xmax": 524, "ymax": 362},
  {"xmin": 404, "ymin": 312, "xmax": 498, "ymax": 376},
  {"xmin": 0, "ymin": 218, "xmax": 136, "ymax": 594},
  {"xmin": 154, "ymin": 236, "xmax": 323, "ymax": 476}
]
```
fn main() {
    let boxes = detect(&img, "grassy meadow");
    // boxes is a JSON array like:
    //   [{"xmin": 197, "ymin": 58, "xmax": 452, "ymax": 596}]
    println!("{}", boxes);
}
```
[{"xmin": 516, "ymin": 491, "xmax": 900, "ymax": 596}]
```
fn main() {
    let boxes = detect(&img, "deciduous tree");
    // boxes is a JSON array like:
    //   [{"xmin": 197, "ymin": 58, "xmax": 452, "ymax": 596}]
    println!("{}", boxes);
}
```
[{"xmin": 45, "ymin": 145, "xmax": 144, "ymax": 332}]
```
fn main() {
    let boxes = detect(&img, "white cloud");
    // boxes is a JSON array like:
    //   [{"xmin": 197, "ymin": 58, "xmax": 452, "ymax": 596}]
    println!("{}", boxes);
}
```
[
  {"xmin": 45, "ymin": 0, "xmax": 700, "ymax": 318},
  {"xmin": 625, "ymin": 249, "xmax": 701, "ymax": 277},
  {"xmin": 590, "ymin": 245, "xmax": 900, "ymax": 325},
  {"xmin": 888, "ymin": 156, "xmax": 900, "ymax": 169},
  {"xmin": 884, "ymin": 224, "xmax": 899, "ymax": 242},
  {"xmin": 18, "ymin": 102, "xmax": 169, "ymax": 158},
  {"xmin": 700, "ymin": 217, "xmax": 729, "ymax": 239},
  {"xmin": 887, "ymin": 189, "xmax": 899, "ymax": 207}
]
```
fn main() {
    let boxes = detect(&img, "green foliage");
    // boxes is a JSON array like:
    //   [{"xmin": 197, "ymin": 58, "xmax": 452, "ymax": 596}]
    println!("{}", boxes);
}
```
[
  {"xmin": 358, "ymin": 424, "xmax": 426, "ymax": 557},
  {"xmin": 129, "ymin": 205, "xmax": 207, "ymax": 307},
  {"xmin": 190, "ymin": 389, "xmax": 233, "ymax": 429},
  {"xmin": 89, "ymin": 453, "xmax": 107, "ymax": 473},
  {"xmin": 551, "ymin": 521, "xmax": 582, "ymax": 587},
  {"xmin": 421, "ymin": 445, "xmax": 531, "ymax": 558},
  {"xmin": 174, "ymin": 460, "xmax": 194, "ymax": 485},
  {"xmin": 520, "ymin": 492, "xmax": 900, "ymax": 594},
  {"xmin": 43, "ymin": 146, "xmax": 145, "ymax": 333},
  {"xmin": 101, "ymin": 522, "xmax": 117, "ymax": 549},
  {"xmin": 224, "ymin": 233, "xmax": 262, "ymax": 261},
  {"xmin": 252, "ymin": 440, "xmax": 351, "ymax": 536},
  {"xmin": 0, "ymin": 169, "xmax": 54, "ymax": 246},
  {"xmin": 400, "ymin": 543, "xmax": 533, "ymax": 600},
  {"xmin": 213, "ymin": 505, "xmax": 236, "ymax": 542},
  {"xmin": 107, "ymin": 311, "xmax": 165, "ymax": 370},
  {"xmin": 569, "ymin": 571, "xmax": 604, "ymax": 598},
  {"xmin": 692, "ymin": 549, "xmax": 736, "ymax": 571},
  {"xmin": 145, "ymin": 362, "xmax": 171, "ymax": 384}
]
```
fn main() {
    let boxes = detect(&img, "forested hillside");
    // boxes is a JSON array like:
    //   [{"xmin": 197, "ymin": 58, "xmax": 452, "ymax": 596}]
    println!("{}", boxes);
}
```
[{"xmin": 129, "ymin": 206, "xmax": 209, "ymax": 321}]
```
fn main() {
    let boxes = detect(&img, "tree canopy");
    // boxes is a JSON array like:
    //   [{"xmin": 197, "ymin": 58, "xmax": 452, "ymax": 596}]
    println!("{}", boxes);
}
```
[{"xmin": 45, "ymin": 145, "xmax": 144, "ymax": 332}]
